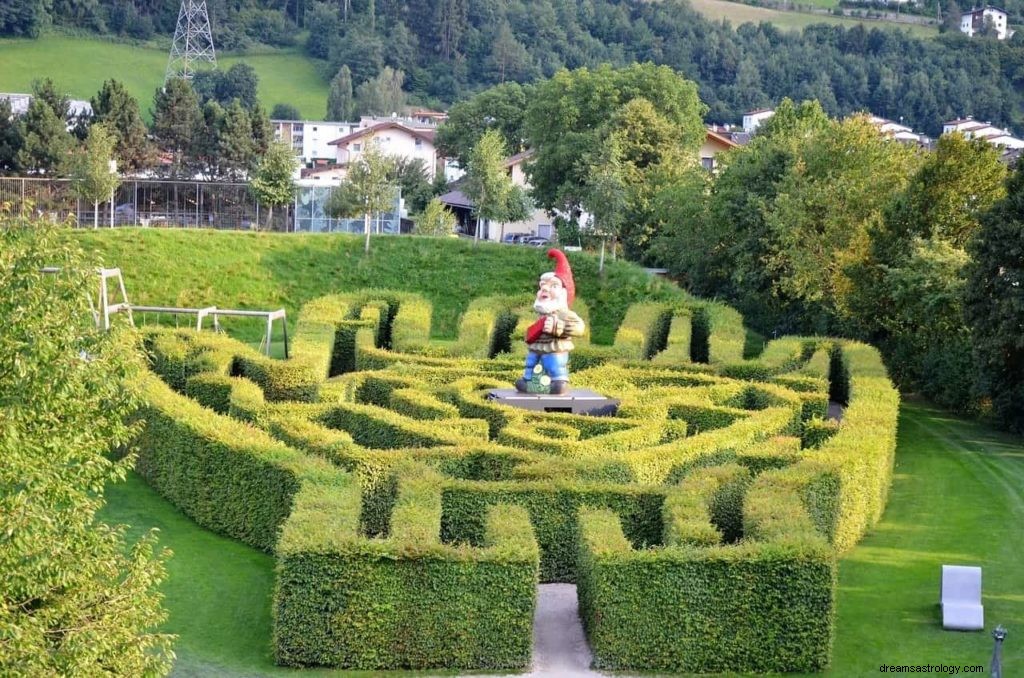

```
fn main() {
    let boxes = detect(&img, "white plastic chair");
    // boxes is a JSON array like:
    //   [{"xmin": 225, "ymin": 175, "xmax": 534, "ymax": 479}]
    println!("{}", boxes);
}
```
[{"xmin": 940, "ymin": 565, "xmax": 984, "ymax": 631}]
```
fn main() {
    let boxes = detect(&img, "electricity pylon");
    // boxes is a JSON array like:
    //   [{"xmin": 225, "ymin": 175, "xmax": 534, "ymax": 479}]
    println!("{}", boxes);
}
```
[{"xmin": 165, "ymin": 0, "xmax": 217, "ymax": 83}]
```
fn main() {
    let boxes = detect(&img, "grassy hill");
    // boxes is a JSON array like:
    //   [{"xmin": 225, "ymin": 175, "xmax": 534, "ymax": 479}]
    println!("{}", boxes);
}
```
[
  {"xmin": 0, "ymin": 36, "xmax": 329, "ymax": 119},
  {"xmin": 690, "ymin": 0, "xmax": 939, "ymax": 37},
  {"xmin": 73, "ymin": 229, "xmax": 681, "ymax": 344}
]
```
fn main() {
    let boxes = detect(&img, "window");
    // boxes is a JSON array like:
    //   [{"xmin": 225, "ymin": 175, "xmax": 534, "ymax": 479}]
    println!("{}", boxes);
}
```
[
  {"xmin": 353, "ymin": 143, "xmax": 362, "ymax": 151},
  {"xmin": 312, "ymin": 126, "xmax": 318, "ymax": 131},
  {"xmin": 701, "ymin": 157, "xmax": 715, "ymax": 171},
  {"xmin": 415, "ymin": 138, "xmax": 422, "ymax": 147}
]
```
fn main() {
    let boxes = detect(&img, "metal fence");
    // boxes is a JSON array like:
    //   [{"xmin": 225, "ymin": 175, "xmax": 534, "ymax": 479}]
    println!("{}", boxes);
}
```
[
  {"xmin": 0, "ymin": 177, "xmax": 409, "ymax": 234},
  {"xmin": 0, "ymin": 177, "xmax": 288, "ymax": 231}
]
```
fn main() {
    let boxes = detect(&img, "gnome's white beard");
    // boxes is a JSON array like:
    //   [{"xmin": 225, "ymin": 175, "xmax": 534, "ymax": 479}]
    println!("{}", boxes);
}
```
[{"xmin": 534, "ymin": 297, "xmax": 565, "ymax": 315}]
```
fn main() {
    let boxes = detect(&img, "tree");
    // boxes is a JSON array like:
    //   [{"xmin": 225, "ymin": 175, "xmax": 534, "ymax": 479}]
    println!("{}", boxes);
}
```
[
  {"xmin": 0, "ymin": 0, "xmax": 48, "ymax": 37},
  {"xmin": 91, "ymin": 79, "xmax": 150, "ymax": 171},
  {"xmin": 16, "ymin": 96, "xmax": 73, "ymax": 175},
  {"xmin": 0, "ymin": 99, "xmax": 23, "ymax": 174},
  {"xmin": 354, "ymin": 66, "xmax": 405, "ymax": 116},
  {"xmin": 67, "ymin": 124, "xmax": 121, "ymax": 228},
  {"xmin": 215, "ymin": 100, "xmax": 255, "ymax": 181},
  {"xmin": 581, "ymin": 134, "xmax": 628, "ymax": 273},
  {"xmin": 218, "ymin": 63, "xmax": 260, "ymax": 110},
  {"xmin": 271, "ymin": 103, "xmax": 302, "ymax": 120},
  {"xmin": 0, "ymin": 216, "xmax": 173, "ymax": 675},
  {"xmin": 416, "ymin": 197, "xmax": 456, "ymax": 236},
  {"xmin": 487, "ymin": 21, "xmax": 534, "ymax": 84},
  {"xmin": 388, "ymin": 157, "xmax": 433, "ymax": 213},
  {"xmin": 152, "ymin": 78, "xmax": 202, "ymax": 177},
  {"xmin": 305, "ymin": 2, "xmax": 340, "ymax": 59},
  {"xmin": 524, "ymin": 63, "xmax": 706, "ymax": 219},
  {"xmin": 250, "ymin": 103, "xmax": 273, "ymax": 157},
  {"xmin": 965, "ymin": 167, "xmax": 1024, "ymax": 432},
  {"xmin": 463, "ymin": 129, "xmax": 514, "ymax": 244},
  {"xmin": 326, "ymin": 65, "xmax": 354, "ymax": 122},
  {"xmin": 435, "ymin": 82, "xmax": 532, "ymax": 169},
  {"xmin": 328, "ymin": 138, "xmax": 394, "ymax": 253},
  {"xmin": 249, "ymin": 140, "xmax": 297, "ymax": 230}
]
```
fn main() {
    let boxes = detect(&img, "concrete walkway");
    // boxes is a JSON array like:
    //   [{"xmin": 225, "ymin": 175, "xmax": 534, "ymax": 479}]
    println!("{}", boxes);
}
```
[{"xmin": 466, "ymin": 583, "xmax": 601, "ymax": 677}]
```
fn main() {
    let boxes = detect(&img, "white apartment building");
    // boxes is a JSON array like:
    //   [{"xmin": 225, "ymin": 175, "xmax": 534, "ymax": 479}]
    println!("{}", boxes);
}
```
[
  {"xmin": 742, "ymin": 108, "xmax": 775, "ymax": 133},
  {"xmin": 943, "ymin": 117, "xmax": 1024, "ymax": 149}
]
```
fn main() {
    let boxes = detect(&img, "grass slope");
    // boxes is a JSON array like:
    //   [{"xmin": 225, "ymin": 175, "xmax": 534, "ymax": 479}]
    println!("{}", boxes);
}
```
[
  {"xmin": 73, "ymin": 229, "xmax": 678, "ymax": 344},
  {"xmin": 98, "ymin": 400, "xmax": 1024, "ymax": 676},
  {"xmin": 690, "ymin": 0, "xmax": 939, "ymax": 37},
  {"xmin": 0, "ymin": 36, "xmax": 329, "ymax": 119}
]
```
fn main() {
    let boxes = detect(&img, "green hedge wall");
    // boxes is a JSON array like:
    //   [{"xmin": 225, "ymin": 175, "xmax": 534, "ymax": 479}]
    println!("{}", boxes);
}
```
[
  {"xmin": 274, "ymin": 464, "xmax": 539, "ymax": 670},
  {"xmin": 134, "ymin": 289, "xmax": 899, "ymax": 673}
]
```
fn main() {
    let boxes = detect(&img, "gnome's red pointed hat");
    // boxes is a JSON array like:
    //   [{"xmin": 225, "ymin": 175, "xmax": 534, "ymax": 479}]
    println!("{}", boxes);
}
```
[{"xmin": 544, "ymin": 248, "xmax": 575, "ymax": 305}]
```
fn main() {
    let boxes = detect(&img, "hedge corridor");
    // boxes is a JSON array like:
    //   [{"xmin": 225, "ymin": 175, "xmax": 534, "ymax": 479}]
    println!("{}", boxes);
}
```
[{"xmin": 133, "ymin": 289, "xmax": 898, "ymax": 673}]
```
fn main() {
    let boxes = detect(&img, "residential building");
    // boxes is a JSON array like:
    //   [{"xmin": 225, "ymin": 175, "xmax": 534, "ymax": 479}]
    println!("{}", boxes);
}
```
[
  {"xmin": 866, "ymin": 115, "xmax": 929, "ymax": 144},
  {"xmin": 271, "ymin": 120, "xmax": 356, "ymax": 166},
  {"xmin": 0, "ymin": 92, "xmax": 93, "ymax": 129},
  {"xmin": 942, "ymin": 116, "xmax": 1024, "ymax": 149},
  {"xmin": 960, "ymin": 6, "xmax": 1014, "ymax": 39},
  {"xmin": 328, "ymin": 120, "xmax": 443, "ymax": 180},
  {"xmin": 742, "ymin": 108, "xmax": 775, "ymax": 133},
  {"xmin": 701, "ymin": 129, "xmax": 740, "ymax": 170}
]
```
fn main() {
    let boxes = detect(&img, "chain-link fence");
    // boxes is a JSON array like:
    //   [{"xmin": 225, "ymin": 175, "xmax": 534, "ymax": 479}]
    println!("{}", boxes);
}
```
[{"xmin": 0, "ymin": 177, "xmax": 289, "ymax": 231}]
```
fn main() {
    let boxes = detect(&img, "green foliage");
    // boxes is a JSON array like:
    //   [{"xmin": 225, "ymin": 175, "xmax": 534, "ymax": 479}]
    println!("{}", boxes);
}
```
[
  {"xmin": 67, "ymin": 123, "xmax": 121, "ymax": 228},
  {"xmin": 354, "ymin": 66, "xmax": 405, "ymax": 117},
  {"xmin": 151, "ymin": 77, "xmax": 201, "ymax": 178},
  {"xmin": 270, "ymin": 103, "xmax": 301, "ymax": 120},
  {"xmin": 329, "ymin": 138, "xmax": 395, "ymax": 253},
  {"xmin": 250, "ymin": 140, "xmax": 298, "ymax": 229},
  {"xmin": 416, "ymin": 197, "xmax": 456, "ymax": 237},
  {"xmin": 436, "ymin": 82, "xmax": 532, "ymax": 170},
  {"xmin": 90, "ymin": 79, "xmax": 151, "ymax": 171},
  {"xmin": 326, "ymin": 65, "xmax": 354, "ymax": 122},
  {"xmin": 966, "ymin": 166, "xmax": 1024, "ymax": 433},
  {"xmin": 524, "ymin": 63, "xmax": 707, "ymax": 219},
  {"xmin": 131, "ymin": 275, "xmax": 897, "ymax": 672},
  {"xmin": 462, "ymin": 129, "xmax": 515, "ymax": 235},
  {"xmin": 0, "ymin": 215, "xmax": 172, "ymax": 675},
  {"xmin": 16, "ymin": 79, "xmax": 74, "ymax": 175},
  {"xmin": 0, "ymin": 98, "xmax": 22, "ymax": 174}
]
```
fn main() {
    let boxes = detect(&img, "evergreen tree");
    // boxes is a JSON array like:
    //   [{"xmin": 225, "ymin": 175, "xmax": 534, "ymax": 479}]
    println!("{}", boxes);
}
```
[
  {"xmin": 16, "ymin": 97, "xmax": 73, "ymax": 175},
  {"xmin": 152, "ymin": 78, "xmax": 202, "ymax": 177},
  {"xmin": 0, "ymin": 99, "xmax": 23, "ymax": 174},
  {"xmin": 326, "ymin": 65, "xmax": 355, "ymax": 121},
  {"xmin": 91, "ymin": 79, "xmax": 150, "ymax": 171},
  {"xmin": 965, "ymin": 167, "xmax": 1024, "ymax": 432},
  {"xmin": 250, "ymin": 102, "xmax": 273, "ymax": 157},
  {"xmin": 216, "ymin": 100, "xmax": 255, "ymax": 181},
  {"xmin": 0, "ymin": 216, "xmax": 173, "ymax": 675}
]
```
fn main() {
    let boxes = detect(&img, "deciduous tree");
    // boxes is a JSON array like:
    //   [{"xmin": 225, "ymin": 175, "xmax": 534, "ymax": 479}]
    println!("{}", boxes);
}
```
[
  {"xmin": 249, "ymin": 139, "xmax": 297, "ymax": 230},
  {"xmin": 67, "ymin": 123, "xmax": 121, "ymax": 228},
  {"xmin": 0, "ymin": 215, "xmax": 173, "ymax": 675},
  {"xmin": 327, "ymin": 65, "xmax": 354, "ymax": 121},
  {"xmin": 328, "ymin": 138, "xmax": 394, "ymax": 252}
]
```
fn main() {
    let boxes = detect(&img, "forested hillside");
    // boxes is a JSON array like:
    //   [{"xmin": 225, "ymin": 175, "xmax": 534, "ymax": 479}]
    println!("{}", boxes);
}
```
[{"xmin": 3, "ymin": 0, "xmax": 1024, "ymax": 135}]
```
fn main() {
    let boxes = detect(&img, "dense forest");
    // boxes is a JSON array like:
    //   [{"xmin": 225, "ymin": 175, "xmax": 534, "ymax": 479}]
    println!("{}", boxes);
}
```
[{"xmin": 2, "ymin": 0, "xmax": 1024, "ymax": 135}]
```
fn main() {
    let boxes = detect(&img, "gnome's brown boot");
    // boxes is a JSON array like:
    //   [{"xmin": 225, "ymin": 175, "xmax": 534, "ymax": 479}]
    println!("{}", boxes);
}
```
[
  {"xmin": 550, "ymin": 380, "xmax": 569, "ymax": 395},
  {"xmin": 515, "ymin": 377, "xmax": 530, "ymax": 393}
]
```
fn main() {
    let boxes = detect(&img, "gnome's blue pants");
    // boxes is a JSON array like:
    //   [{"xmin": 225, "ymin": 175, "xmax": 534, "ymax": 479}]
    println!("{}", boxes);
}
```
[{"xmin": 523, "ymin": 351, "xmax": 569, "ymax": 381}]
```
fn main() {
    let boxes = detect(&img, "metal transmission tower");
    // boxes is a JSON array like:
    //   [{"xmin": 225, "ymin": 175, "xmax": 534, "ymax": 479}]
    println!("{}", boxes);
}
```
[{"xmin": 165, "ymin": 0, "xmax": 217, "ymax": 83}]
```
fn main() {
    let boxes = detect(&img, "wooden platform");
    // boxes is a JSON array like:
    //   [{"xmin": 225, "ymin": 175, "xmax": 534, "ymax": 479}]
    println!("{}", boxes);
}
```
[{"xmin": 486, "ymin": 389, "xmax": 620, "ymax": 416}]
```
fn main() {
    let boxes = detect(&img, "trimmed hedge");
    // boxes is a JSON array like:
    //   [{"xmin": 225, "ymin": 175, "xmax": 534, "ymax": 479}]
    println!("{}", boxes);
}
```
[
  {"xmin": 135, "ymin": 291, "xmax": 898, "ymax": 672},
  {"xmin": 274, "ymin": 464, "xmax": 539, "ymax": 670}
]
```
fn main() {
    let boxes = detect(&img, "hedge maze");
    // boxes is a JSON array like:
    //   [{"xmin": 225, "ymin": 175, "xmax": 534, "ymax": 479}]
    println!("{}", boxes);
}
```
[{"xmin": 135, "ymin": 289, "xmax": 899, "ymax": 673}]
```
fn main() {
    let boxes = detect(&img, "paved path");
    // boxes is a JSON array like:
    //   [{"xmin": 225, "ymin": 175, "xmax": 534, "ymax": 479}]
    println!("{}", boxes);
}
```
[{"xmin": 466, "ymin": 583, "xmax": 601, "ymax": 677}]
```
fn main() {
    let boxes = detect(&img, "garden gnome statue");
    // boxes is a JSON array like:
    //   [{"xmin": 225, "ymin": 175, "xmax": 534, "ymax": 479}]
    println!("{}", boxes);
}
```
[{"xmin": 515, "ymin": 249, "xmax": 586, "ymax": 395}]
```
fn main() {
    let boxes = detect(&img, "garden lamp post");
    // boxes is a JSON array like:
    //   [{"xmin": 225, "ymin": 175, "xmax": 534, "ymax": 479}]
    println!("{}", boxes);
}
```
[{"xmin": 991, "ymin": 625, "xmax": 1007, "ymax": 678}]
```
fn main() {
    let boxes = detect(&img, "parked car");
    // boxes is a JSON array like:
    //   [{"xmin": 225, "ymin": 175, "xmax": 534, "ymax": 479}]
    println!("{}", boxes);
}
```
[{"xmin": 524, "ymin": 237, "xmax": 550, "ymax": 247}]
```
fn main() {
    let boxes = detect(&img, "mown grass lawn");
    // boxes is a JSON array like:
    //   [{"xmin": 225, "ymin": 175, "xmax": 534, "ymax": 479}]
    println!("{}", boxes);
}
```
[
  {"xmin": 99, "ymin": 399, "xmax": 1023, "ymax": 676},
  {"xmin": 74, "ymin": 229, "xmax": 679, "ymax": 344},
  {"xmin": 0, "ymin": 35, "xmax": 329, "ymax": 119}
]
